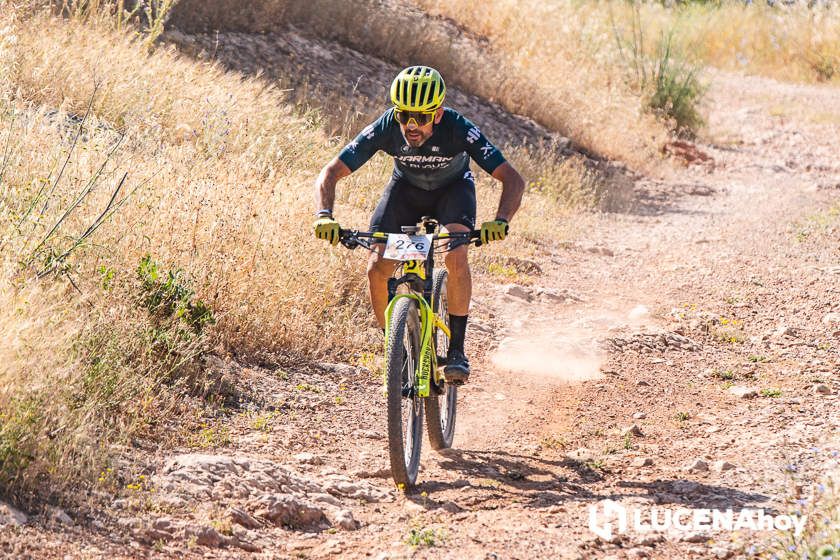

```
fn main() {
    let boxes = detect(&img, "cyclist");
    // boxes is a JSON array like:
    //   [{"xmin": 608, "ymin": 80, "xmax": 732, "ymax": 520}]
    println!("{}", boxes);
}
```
[{"xmin": 313, "ymin": 66, "xmax": 525, "ymax": 384}]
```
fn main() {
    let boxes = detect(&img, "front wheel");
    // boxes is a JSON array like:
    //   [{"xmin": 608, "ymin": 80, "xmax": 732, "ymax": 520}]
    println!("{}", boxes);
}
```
[
  {"xmin": 385, "ymin": 297, "xmax": 424, "ymax": 488},
  {"xmin": 426, "ymin": 268, "xmax": 458, "ymax": 450}
]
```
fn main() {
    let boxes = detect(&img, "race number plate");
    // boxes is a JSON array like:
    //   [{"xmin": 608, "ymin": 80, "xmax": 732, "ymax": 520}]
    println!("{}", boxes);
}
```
[{"xmin": 383, "ymin": 234, "xmax": 433, "ymax": 261}]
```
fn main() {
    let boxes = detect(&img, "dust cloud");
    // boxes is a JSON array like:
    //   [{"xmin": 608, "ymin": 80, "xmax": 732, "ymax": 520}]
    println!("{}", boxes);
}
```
[
  {"xmin": 488, "ymin": 303, "xmax": 656, "ymax": 383},
  {"xmin": 490, "ymin": 333, "xmax": 604, "ymax": 383}
]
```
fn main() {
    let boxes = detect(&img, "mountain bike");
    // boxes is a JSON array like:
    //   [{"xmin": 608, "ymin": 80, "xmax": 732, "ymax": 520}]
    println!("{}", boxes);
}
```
[{"xmin": 339, "ymin": 218, "xmax": 481, "ymax": 488}]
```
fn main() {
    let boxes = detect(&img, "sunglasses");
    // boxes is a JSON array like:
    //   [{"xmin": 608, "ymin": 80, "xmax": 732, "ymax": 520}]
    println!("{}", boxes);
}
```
[{"xmin": 394, "ymin": 109, "xmax": 436, "ymax": 126}]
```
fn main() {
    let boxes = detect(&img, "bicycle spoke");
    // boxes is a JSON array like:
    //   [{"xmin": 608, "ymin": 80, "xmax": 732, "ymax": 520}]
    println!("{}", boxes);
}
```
[{"xmin": 371, "ymin": 230, "xmax": 476, "ymax": 485}]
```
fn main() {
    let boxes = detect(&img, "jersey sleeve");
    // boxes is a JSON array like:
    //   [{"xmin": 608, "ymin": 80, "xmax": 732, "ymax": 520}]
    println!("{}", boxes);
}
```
[
  {"xmin": 337, "ymin": 110, "xmax": 392, "ymax": 172},
  {"xmin": 454, "ymin": 113, "xmax": 507, "ymax": 175}
]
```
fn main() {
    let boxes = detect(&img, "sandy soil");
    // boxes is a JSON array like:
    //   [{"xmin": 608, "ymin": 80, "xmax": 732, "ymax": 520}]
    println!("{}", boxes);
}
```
[{"xmin": 2, "ymin": 42, "xmax": 839, "ymax": 560}]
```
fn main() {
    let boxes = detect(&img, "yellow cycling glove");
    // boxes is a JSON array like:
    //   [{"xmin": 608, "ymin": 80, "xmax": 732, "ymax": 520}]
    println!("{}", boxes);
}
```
[
  {"xmin": 313, "ymin": 215, "xmax": 340, "ymax": 246},
  {"xmin": 480, "ymin": 219, "xmax": 509, "ymax": 244}
]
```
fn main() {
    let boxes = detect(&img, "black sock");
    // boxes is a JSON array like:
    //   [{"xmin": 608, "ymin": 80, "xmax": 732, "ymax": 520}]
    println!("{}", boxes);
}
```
[{"xmin": 448, "ymin": 314, "xmax": 468, "ymax": 353}]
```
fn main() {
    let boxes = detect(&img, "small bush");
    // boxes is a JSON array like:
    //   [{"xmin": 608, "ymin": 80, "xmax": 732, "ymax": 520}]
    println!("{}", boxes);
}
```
[
  {"xmin": 137, "ymin": 254, "xmax": 214, "ymax": 334},
  {"xmin": 646, "ymin": 33, "xmax": 706, "ymax": 136},
  {"xmin": 405, "ymin": 526, "xmax": 445, "ymax": 548},
  {"xmin": 711, "ymin": 324, "xmax": 746, "ymax": 344},
  {"xmin": 0, "ymin": 282, "xmax": 210, "ymax": 505},
  {"xmin": 713, "ymin": 369, "xmax": 736, "ymax": 380},
  {"xmin": 612, "ymin": 7, "xmax": 706, "ymax": 136},
  {"xmin": 808, "ymin": 51, "xmax": 838, "ymax": 82}
]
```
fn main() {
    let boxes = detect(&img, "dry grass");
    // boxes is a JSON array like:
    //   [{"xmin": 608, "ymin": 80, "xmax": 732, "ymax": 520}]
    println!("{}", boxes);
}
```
[
  {"xmin": 688, "ymin": 3, "xmax": 839, "ymax": 83},
  {"xmin": 165, "ymin": 0, "xmax": 840, "ymax": 159},
  {"xmin": 7, "ymin": 9, "xmax": 383, "ymax": 360},
  {"xmin": 0, "ymin": 7, "xmax": 365, "ymax": 501},
  {"xmin": 417, "ymin": 0, "xmax": 840, "ymax": 141},
  {"xmin": 0, "ymin": 5, "xmax": 594, "ymax": 501},
  {"xmin": 472, "ymin": 153, "xmax": 588, "ymax": 278},
  {"xmin": 415, "ymin": 0, "xmax": 669, "ymax": 166},
  {"xmin": 168, "ymin": 0, "xmax": 669, "ymax": 171},
  {"xmin": 0, "ymin": 280, "xmax": 204, "ymax": 504},
  {"xmin": 608, "ymin": 1, "xmax": 840, "ymax": 83},
  {"xmin": 427, "ymin": 1, "xmax": 840, "ymax": 82}
]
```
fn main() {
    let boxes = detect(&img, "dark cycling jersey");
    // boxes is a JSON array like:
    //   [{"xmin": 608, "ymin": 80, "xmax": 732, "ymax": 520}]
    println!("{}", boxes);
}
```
[{"xmin": 338, "ymin": 107, "xmax": 506, "ymax": 191}]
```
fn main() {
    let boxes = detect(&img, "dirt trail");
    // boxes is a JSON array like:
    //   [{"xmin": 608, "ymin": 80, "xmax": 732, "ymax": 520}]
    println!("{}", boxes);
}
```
[
  {"xmin": 425, "ymin": 70, "xmax": 840, "ymax": 559},
  {"xmin": 431, "ymin": 71, "xmax": 840, "ymax": 556},
  {"xmin": 4, "ymin": 67, "xmax": 840, "ymax": 560}
]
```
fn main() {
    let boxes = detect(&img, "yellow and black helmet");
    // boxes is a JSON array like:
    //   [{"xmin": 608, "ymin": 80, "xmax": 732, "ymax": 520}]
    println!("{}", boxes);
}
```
[{"xmin": 390, "ymin": 66, "xmax": 446, "ymax": 112}]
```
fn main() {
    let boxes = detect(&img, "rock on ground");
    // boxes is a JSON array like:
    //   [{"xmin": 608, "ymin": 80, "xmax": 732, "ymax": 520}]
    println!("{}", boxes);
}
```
[{"xmin": 0, "ymin": 502, "xmax": 27, "ymax": 527}]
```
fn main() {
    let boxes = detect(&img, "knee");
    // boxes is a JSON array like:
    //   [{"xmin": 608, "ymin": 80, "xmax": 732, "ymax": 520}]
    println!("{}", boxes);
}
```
[
  {"xmin": 445, "ymin": 246, "xmax": 469, "ymax": 275},
  {"xmin": 367, "ymin": 254, "xmax": 390, "ymax": 281}
]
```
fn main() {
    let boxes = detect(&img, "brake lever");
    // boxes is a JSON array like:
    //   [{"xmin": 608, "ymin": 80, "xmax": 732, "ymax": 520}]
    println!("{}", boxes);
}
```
[{"xmin": 340, "ymin": 237, "xmax": 359, "ymax": 250}]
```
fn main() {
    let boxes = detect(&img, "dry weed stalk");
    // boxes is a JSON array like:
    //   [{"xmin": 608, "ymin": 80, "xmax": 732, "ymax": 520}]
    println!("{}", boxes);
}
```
[
  {"xmin": 168, "ymin": 0, "xmax": 668, "ymax": 170},
  {"xmin": 602, "ymin": 1, "xmax": 840, "ymax": 83},
  {"xmin": 0, "ymin": 4, "xmax": 593, "ymax": 501}
]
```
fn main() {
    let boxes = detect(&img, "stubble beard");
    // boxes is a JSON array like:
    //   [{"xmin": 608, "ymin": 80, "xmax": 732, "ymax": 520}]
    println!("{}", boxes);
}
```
[{"xmin": 402, "ymin": 127, "xmax": 431, "ymax": 148}]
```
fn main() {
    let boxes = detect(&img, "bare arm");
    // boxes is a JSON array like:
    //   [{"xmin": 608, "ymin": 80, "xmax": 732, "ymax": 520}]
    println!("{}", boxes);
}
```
[
  {"xmin": 490, "ymin": 161, "xmax": 525, "ymax": 222},
  {"xmin": 314, "ymin": 157, "xmax": 352, "ymax": 214}
]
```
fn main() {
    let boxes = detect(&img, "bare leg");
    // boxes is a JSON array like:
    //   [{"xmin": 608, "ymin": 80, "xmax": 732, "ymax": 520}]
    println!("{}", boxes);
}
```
[
  {"xmin": 367, "ymin": 246, "xmax": 399, "ymax": 328},
  {"xmin": 443, "ymin": 223, "xmax": 471, "ymax": 316}
]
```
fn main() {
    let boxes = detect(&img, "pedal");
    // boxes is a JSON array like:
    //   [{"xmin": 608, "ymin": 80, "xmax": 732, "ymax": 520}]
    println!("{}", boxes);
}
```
[{"xmin": 443, "ymin": 369, "xmax": 468, "ymax": 386}]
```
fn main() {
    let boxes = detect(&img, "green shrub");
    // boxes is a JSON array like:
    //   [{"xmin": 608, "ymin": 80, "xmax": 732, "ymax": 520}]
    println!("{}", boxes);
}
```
[
  {"xmin": 646, "ymin": 32, "xmax": 706, "ymax": 136},
  {"xmin": 0, "ymin": 257, "xmax": 216, "ymax": 504},
  {"xmin": 405, "ymin": 526, "xmax": 445, "ymax": 548},
  {"xmin": 612, "ymin": 7, "xmax": 706, "ymax": 136},
  {"xmin": 137, "ymin": 254, "xmax": 214, "ymax": 334}
]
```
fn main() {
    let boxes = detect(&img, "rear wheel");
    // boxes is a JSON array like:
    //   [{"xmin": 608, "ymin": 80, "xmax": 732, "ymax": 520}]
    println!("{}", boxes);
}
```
[
  {"xmin": 385, "ymin": 298, "xmax": 424, "ymax": 488},
  {"xmin": 425, "ymin": 269, "xmax": 458, "ymax": 450}
]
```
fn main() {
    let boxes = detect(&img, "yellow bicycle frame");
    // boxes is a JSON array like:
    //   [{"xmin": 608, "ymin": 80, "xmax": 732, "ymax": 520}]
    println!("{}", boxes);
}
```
[
  {"xmin": 402, "ymin": 260, "xmax": 425, "ymax": 279},
  {"xmin": 383, "ymin": 288, "xmax": 451, "ymax": 398}
]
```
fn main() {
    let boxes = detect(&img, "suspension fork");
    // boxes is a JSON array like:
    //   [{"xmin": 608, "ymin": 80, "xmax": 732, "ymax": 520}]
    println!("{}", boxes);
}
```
[{"xmin": 383, "ymin": 293, "xmax": 436, "ymax": 398}]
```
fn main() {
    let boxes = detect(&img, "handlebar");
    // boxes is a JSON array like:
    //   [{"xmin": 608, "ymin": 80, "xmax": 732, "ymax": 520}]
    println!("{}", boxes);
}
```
[{"xmin": 338, "ymin": 228, "xmax": 483, "ymax": 251}]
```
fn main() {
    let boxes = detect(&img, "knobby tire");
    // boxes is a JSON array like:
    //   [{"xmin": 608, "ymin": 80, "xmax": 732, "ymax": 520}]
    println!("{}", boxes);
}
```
[
  {"xmin": 386, "ymin": 297, "xmax": 423, "ymax": 488},
  {"xmin": 425, "ymin": 268, "xmax": 458, "ymax": 450}
]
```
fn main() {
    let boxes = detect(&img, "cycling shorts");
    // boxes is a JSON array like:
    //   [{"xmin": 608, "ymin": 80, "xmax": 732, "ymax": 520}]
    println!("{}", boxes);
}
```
[{"xmin": 369, "ymin": 174, "xmax": 476, "ymax": 233}]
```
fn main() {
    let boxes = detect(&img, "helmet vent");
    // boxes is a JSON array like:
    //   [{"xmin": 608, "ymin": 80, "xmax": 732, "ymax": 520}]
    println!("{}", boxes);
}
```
[{"xmin": 390, "ymin": 66, "xmax": 446, "ymax": 112}]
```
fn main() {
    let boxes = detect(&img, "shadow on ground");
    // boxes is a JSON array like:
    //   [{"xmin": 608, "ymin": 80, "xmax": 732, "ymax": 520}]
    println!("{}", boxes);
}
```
[{"xmin": 407, "ymin": 448, "xmax": 769, "ymax": 514}]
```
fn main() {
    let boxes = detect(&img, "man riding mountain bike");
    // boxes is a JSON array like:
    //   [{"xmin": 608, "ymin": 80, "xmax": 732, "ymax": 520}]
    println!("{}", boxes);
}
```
[{"xmin": 313, "ymin": 65, "xmax": 525, "ymax": 384}]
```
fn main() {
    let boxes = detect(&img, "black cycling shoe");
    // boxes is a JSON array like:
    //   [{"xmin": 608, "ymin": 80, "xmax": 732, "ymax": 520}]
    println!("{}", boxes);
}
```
[{"xmin": 443, "ymin": 349, "xmax": 470, "ymax": 385}]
